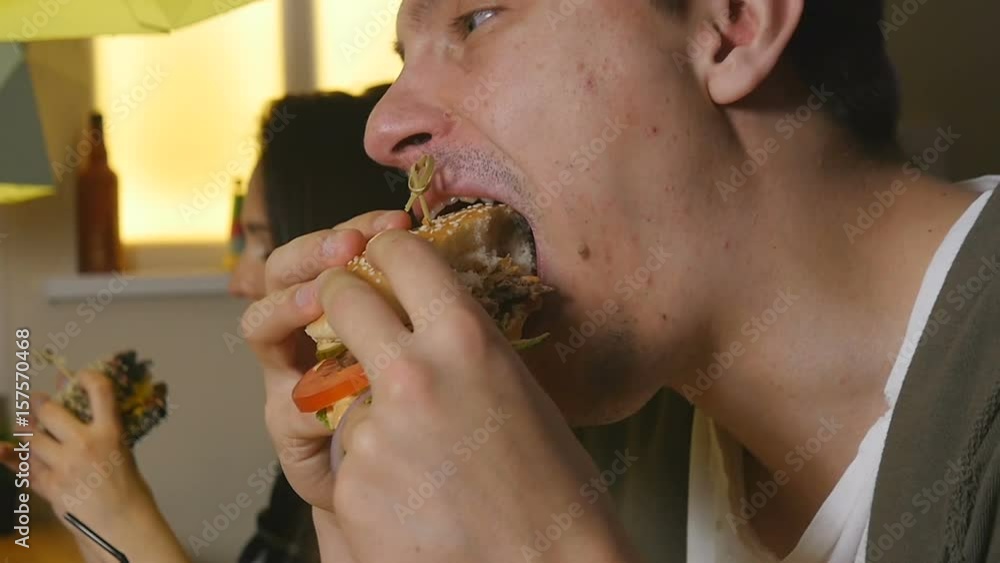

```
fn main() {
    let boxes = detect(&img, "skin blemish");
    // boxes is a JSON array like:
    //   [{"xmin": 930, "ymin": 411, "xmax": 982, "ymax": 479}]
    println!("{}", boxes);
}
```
[
  {"xmin": 577, "ymin": 243, "xmax": 591, "ymax": 260},
  {"xmin": 724, "ymin": 240, "xmax": 731, "ymax": 250},
  {"xmin": 647, "ymin": 125, "xmax": 660, "ymax": 138}
]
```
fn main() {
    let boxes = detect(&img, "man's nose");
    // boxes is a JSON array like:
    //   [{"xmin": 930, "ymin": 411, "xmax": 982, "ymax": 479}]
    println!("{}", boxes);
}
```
[{"xmin": 364, "ymin": 79, "xmax": 456, "ymax": 170}]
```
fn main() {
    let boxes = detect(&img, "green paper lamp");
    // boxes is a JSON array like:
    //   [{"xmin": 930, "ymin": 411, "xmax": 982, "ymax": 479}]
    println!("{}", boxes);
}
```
[
  {"xmin": 0, "ymin": 43, "xmax": 53, "ymax": 205},
  {"xmin": 0, "ymin": 0, "xmax": 261, "ymax": 41}
]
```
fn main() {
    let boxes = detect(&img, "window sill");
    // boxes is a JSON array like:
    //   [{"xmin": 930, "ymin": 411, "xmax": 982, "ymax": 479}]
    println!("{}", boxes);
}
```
[
  {"xmin": 45, "ymin": 270, "xmax": 231, "ymax": 303},
  {"xmin": 45, "ymin": 244, "xmax": 234, "ymax": 302}
]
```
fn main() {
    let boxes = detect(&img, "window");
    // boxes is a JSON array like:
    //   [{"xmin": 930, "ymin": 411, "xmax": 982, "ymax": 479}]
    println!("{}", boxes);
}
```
[
  {"xmin": 94, "ymin": 0, "xmax": 404, "ymax": 246},
  {"xmin": 315, "ymin": 0, "xmax": 403, "ymax": 94},
  {"xmin": 94, "ymin": 0, "xmax": 284, "ymax": 244}
]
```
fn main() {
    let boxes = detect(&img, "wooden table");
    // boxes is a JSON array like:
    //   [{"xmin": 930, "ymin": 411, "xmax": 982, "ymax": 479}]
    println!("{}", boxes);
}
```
[{"xmin": 0, "ymin": 515, "xmax": 87, "ymax": 563}]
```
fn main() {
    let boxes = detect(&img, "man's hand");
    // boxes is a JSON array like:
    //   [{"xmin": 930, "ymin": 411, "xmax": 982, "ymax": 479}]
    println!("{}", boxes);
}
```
[
  {"xmin": 244, "ymin": 209, "xmax": 411, "ymax": 512},
  {"xmin": 248, "ymin": 209, "xmax": 638, "ymax": 562}
]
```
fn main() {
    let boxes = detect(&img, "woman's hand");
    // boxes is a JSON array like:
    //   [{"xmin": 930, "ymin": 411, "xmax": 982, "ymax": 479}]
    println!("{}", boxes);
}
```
[
  {"xmin": 0, "ymin": 371, "xmax": 188, "ymax": 563},
  {"xmin": 1, "ymin": 371, "xmax": 149, "ymax": 526}
]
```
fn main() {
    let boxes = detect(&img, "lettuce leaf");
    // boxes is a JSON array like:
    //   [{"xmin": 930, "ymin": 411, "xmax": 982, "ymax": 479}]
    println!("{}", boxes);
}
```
[{"xmin": 511, "ymin": 333, "xmax": 550, "ymax": 351}]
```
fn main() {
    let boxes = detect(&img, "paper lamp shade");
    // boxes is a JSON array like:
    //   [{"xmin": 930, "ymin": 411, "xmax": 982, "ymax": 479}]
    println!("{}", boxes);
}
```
[
  {"xmin": 0, "ymin": 0, "xmax": 261, "ymax": 42},
  {"xmin": 0, "ymin": 44, "xmax": 53, "ymax": 204}
]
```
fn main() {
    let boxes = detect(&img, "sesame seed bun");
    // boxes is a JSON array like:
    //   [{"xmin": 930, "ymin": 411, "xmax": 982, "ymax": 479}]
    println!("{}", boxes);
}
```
[{"xmin": 305, "ymin": 203, "xmax": 538, "ymax": 343}]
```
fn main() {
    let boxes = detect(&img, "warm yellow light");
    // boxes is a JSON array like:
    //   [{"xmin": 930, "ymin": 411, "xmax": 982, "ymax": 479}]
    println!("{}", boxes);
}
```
[
  {"xmin": 0, "ymin": 184, "xmax": 53, "ymax": 204},
  {"xmin": 94, "ymin": 0, "xmax": 284, "ymax": 244},
  {"xmin": 315, "ymin": 0, "xmax": 403, "ymax": 94}
]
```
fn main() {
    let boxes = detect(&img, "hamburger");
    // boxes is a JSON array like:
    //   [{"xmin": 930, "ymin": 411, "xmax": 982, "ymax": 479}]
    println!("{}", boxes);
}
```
[
  {"xmin": 292, "ymin": 203, "xmax": 552, "ymax": 432},
  {"xmin": 53, "ymin": 350, "xmax": 168, "ymax": 447}
]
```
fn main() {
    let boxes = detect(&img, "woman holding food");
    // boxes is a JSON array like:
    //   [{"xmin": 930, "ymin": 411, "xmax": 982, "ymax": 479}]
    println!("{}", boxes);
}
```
[{"xmin": 0, "ymin": 85, "xmax": 405, "ymax": 563}]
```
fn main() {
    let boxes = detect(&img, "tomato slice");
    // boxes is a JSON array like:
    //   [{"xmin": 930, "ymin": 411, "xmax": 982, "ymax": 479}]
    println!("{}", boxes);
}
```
[{"xmin": 292, "ymin": 361, "xmax": 370, "ymax": 413}]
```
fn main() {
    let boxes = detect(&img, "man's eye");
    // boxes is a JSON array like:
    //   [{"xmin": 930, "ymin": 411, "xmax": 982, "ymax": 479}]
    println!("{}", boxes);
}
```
[{"xmin": 454, "ymin": 8, "xmax": 500, "ymax": 37}]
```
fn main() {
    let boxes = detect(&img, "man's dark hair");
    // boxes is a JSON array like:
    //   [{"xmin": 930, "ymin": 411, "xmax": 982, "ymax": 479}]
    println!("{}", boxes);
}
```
[
  {"xmin": 656, "ymin": 0, "xmax": 901, "ymax": 155},
  {"xmin": 258, "ymin": 87, "xmax": 402, "ymax": 246}
]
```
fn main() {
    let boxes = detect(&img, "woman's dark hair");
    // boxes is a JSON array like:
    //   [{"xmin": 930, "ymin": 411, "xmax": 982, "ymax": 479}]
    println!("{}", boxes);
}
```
[
  {"xmin": 239, "ymin": 85, "xmax": 400, "ymax": 563},
  {"xmin": 257, "ymin": 85, "xmax": 401, "ymax": 247}
]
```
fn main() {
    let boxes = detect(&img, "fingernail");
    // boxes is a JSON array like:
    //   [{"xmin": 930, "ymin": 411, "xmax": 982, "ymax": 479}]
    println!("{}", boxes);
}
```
[
  {"xmin": 373, "ymin": 211, "xmax": 398, "ymax": 232},
  {"xmin": 321, "ymin": 232, "xmax": 343, "ymax": 258},
  {"xmin": 366, "ymin": 229, "xmax": 392, "ymax": 251},
  {"xmin": 296, "ymin": 282, "xmax": 317, "ymax": 307}
]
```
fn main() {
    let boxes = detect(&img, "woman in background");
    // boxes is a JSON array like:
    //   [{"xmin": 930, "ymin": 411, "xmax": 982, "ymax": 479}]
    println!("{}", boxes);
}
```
[
  {"xmin": 0, "ymin": 85, "xmax": 406, "ymax": 563},
  {"xmin": 232, "ymin": 85, "xmax": 404, "ymax": 563}
]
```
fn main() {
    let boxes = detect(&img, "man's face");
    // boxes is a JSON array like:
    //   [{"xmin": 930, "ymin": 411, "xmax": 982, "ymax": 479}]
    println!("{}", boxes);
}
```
[{"xmin": 366, "ymin": 0, "xmax": 728, "ymax": 424}]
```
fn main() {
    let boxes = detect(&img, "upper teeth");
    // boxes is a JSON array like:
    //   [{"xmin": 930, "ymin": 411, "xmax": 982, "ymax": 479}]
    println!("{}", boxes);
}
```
[
  {"xmin": 458, "ymin": 196, "xmax": 495, "ymax": 205},
  {"xmin": 429, "ymin": 201, "xmax": 450, "ymax": 218},
  {"xmin": 427, "ymin": 197, "xmax": 498, "ymax": 219}
]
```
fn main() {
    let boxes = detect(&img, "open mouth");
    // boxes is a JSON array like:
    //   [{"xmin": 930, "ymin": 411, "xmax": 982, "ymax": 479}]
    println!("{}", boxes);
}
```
[
  {"xmin": 402, "ymin": 154, "xmax": 548, "ymax": 290},
  {"xmin": 426, "ymin": 195, "xmax": 498, "ymax": 220},
  {"xmin": 299, "ymin": 200, "xmax": 553, "ymax": 439},
  {"xmin": 410, "ymin": 191, "xmax": 541, "ymax": 278}
]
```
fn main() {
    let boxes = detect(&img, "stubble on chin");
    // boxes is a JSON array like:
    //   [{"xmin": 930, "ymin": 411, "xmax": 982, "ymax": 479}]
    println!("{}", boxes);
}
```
[{"xmin": 562, "ymin": 325, "xmax": 652, "ymax": 427}]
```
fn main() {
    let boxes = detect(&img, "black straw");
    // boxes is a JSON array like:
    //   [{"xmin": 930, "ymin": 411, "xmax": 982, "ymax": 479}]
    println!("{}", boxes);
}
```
[{"xmin": 64, "ymin": 512, "xmax": 129, "ymax": 562}]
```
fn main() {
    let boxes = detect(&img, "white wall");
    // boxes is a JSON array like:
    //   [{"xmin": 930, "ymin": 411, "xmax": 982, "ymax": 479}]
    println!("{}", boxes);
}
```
[{"xmin": 1, "ymin": 40, "xmax": 277, "ymax": 562}]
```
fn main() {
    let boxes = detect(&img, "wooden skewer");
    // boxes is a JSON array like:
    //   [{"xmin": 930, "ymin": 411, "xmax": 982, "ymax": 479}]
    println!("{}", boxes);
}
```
[
  {"xmin": 405, "ymin": 155, "xmax": 436, "ymax": 226},
  {"xmin": 39, "ymin": 349, "xmax": 76, "ymax": 386}
]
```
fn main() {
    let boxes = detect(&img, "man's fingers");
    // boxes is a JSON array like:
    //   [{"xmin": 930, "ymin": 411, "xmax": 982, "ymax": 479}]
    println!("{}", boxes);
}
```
[
  {"xmin": 77, "ymin": 371, "xmax": 121, "ymax": 431},
  {"xmin": 317, "ymin": 269, "xmax": 408, "ymax": 371},
  {"xmin": 243, "ymin": 282, "xmax": 324, "ymax": 370},
  {"xmin": 264, "ymin": 210, "xmax": 411, "ymax": 293},
  {"xmin": 265, "ymin": 229, "xmax": 366, "ymax": 294},
  {"xmin": 266, "ymin": 395, "xmax": 333, "ymax": 446},
  {"xmin": 335, "ymin": 395, "xmax": 373, "ymax": 463},
  {"xmin": 365, "ymin": 230, "xmax": 480, "ymax": 324},
  {"xmin": 336, "ymin": 209, "xmax": 411, "ymax": 239}
]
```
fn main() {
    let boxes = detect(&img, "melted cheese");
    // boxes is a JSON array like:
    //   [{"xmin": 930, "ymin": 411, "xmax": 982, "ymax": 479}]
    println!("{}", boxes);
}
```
[{"xmin": 120, "ymin": 380, "xmax": 154, "ymax": 412}]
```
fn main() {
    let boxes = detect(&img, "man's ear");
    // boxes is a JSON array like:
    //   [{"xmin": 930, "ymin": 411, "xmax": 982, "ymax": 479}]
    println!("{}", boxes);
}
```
[{"xmin": 691, "ymin": 0, "xmax": 804, "ymax": 105}]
